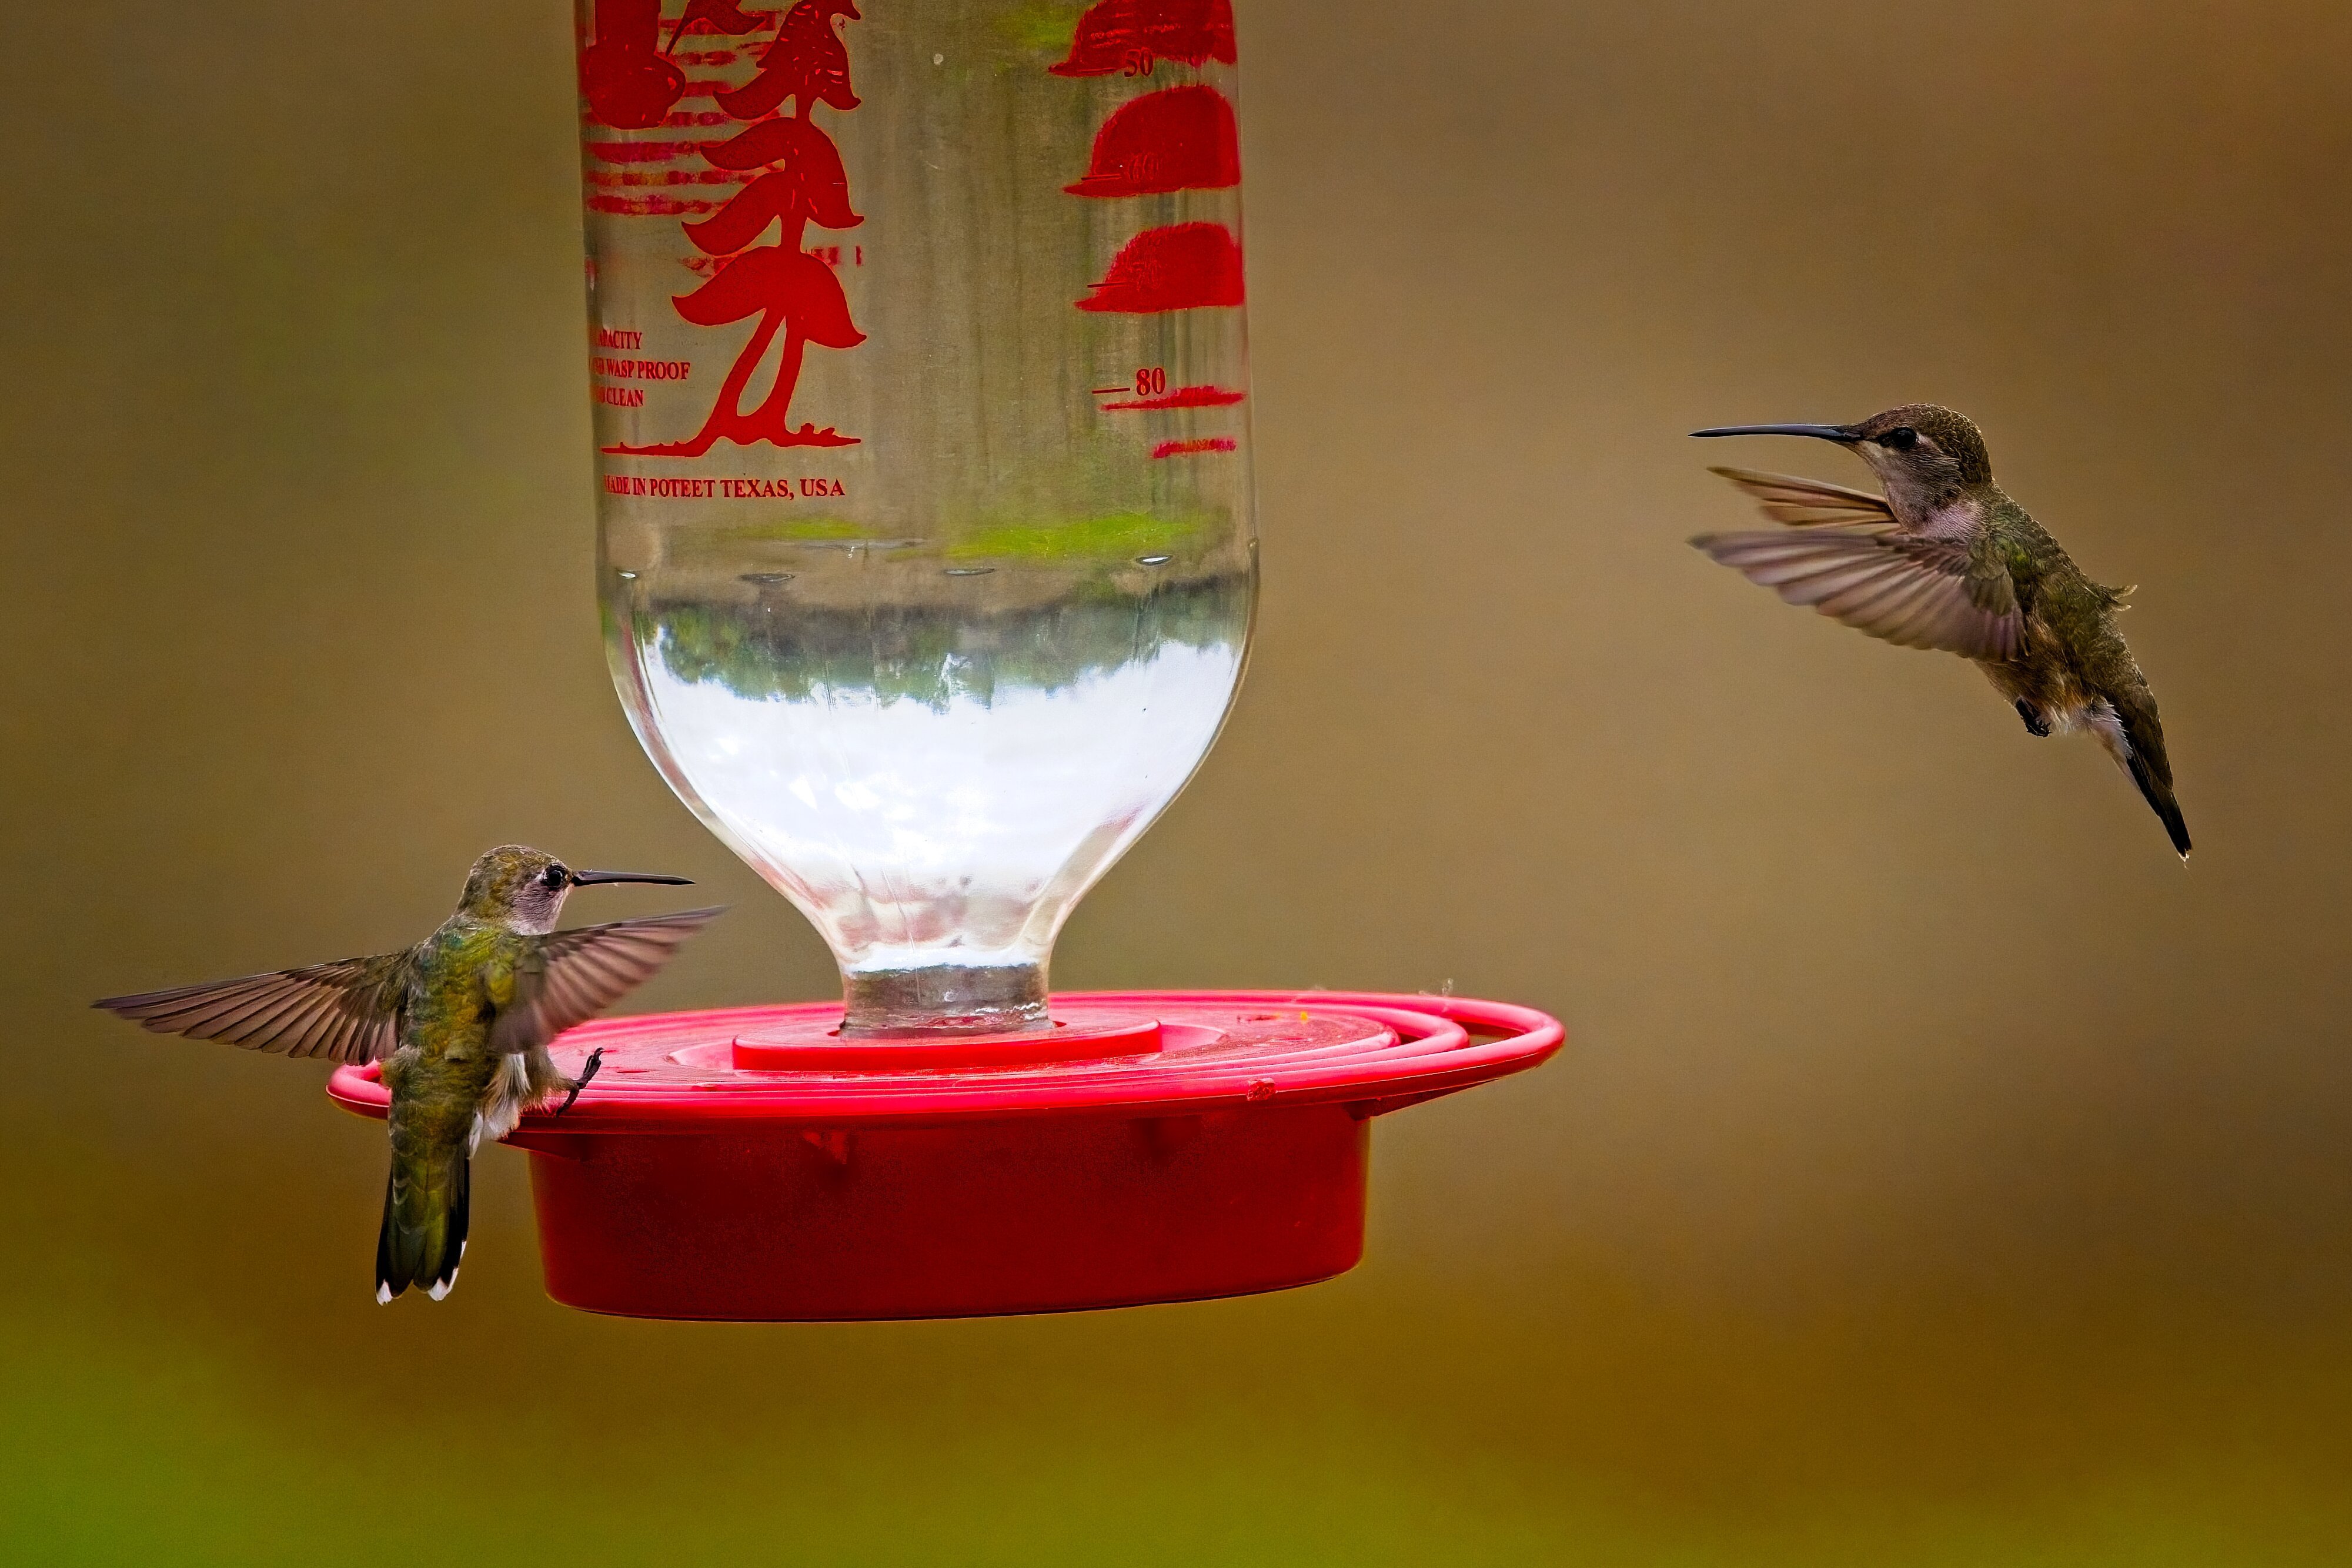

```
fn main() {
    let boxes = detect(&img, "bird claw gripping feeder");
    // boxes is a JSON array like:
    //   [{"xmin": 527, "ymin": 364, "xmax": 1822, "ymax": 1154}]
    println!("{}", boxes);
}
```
[{"xmin": 330, "ymin": 0, "xmax": 1560, "ymax": 1320}]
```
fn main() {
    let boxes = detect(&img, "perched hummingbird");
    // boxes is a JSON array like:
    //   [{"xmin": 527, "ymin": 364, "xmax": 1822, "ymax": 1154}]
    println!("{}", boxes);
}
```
[
  {"xmin": 1689, "ymin": 404, "xmax": 2189, "ymax": 860},
  {"xmin": 96, "ymin": 847, "xmax": 721, "ymax": 1302}
]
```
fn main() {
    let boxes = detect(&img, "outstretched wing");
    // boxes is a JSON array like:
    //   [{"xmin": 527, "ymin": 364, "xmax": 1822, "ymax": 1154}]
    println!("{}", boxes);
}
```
[
  {"xmin": 488, "ymin": 908, "xmax": 725, "ymax": 1056},
  {"xmin": 1691, "ymin": 530, "xmax": 2023, "ymax": 660},
  {"xmin": 95, "ymin": 950, "xmax": 416, "ymax": 1064},
  {"xmin": 1709, "ymin": 467, "xmax": 1899, "ymax": 532}
]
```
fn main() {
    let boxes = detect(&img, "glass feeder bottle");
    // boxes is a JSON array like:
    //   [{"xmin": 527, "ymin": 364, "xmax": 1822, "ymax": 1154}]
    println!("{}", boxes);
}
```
[{"xmin": 576, "ymin": 0, "xmax": 1257, "ymax": 1035}]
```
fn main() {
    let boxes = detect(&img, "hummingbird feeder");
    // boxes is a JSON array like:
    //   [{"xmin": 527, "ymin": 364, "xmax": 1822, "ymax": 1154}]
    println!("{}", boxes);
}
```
[{"xmin": 329, "ymin": 0, "xmax": 1559, "ymax": 1320}]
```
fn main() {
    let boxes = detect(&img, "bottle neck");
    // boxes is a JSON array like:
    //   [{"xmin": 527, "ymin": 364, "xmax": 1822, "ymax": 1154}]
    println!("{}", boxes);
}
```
[{"xmin": 839, "ymin": 962, "xmax": 1049, "ymax": 1038}]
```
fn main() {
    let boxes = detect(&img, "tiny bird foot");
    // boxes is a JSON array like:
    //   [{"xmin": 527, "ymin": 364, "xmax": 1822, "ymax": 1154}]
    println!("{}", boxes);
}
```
[
  {"xmin": 2015, "ymin": 700, "xmax": 2052, "ymax": 738},
  {"xmin": 557, "ymin": 1048, "xmax": 605, "ymax": 1115}
]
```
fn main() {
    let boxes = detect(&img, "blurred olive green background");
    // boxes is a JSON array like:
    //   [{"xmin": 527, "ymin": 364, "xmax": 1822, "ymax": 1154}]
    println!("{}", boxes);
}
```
[{"xmin": 7, "ymin": 2, "xmax": 2352, "ymax": 1562}]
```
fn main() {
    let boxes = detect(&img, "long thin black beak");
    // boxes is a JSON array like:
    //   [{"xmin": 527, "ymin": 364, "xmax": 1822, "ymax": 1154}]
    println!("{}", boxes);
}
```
[
  {"xmin": 569, "ymin": 870, "xmax": 694, "ymax": 887},
  {"xmin": 1690, "ymin": 423, "xmax": 1858, "ymax": 443}
]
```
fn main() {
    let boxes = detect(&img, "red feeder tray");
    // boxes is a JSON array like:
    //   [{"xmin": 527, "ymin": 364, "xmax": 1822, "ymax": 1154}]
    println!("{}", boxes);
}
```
[{"xmin": 328, "ymin": 989, "xmax": 1561, "ymax": 1321}]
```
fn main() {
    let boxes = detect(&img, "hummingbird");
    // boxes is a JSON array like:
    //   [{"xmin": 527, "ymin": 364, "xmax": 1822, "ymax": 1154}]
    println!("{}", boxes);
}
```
[
  {"xmin": 1689, "ymin": 404, "xmax": 2189, "ymax": 860},
  {"xmin": 96, "ymin": 847, "xmax": 721, "ymax": 1302}
]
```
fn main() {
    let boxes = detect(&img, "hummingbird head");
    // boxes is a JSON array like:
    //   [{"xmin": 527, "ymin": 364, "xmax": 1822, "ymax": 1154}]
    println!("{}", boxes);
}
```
[
  {"xmin": 456, "ymin": 845, "xmax": 692, "ymax": 935},
  {"xmin": 1692, "ymin": 403, "xmax": 1994, "ymax": 519}
]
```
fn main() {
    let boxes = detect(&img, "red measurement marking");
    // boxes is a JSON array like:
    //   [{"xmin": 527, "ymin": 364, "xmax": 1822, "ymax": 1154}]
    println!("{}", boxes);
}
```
[
  {"xmin": 1151, "ymin": 437, "xmax": 1238, "ymax": 459},
  {"xmin": 1053, "ymin": 0, "xmax": 1237, "ymax": 78},
  {"xmin": 587, "ymin": 192, "xmax": 731, "ymax": 216},
  {"xmin": 1101, "ymin": 384, "xmax": 1247, "ymax": 412},
  {"xmin": 587, "ymin": 167, "xmax": 756, "ymax": 189},
  {"xmin": 1065, "ymin": 85, "xmax": 1239, "ymax": 197},
  {"xmin": 681, "ymin": 245, "xmax": 855, "ymax": 275},
  {"xmin": 583, "ymin": 0, "xmax": 689, "ymax": 129},
  {"xmin": 667, "ymin": 0, "xmax": 769, "ymax": 50},
  {"xmin": 1077, "ymin": 222, "xmax": 1244, "ymax": 313},
  {"xmin": 717, "ymin": 0, "xmax": 859, "ymax": 120},
  {"xmin": 586, "ymin": 138, "xmax": 703, "ymax": 164}
]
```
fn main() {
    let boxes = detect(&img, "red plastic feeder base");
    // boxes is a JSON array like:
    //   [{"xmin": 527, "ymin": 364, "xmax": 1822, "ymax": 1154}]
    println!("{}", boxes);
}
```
[{"xmin": 327, "ymin": 990, "xmax": 1561, "ymax": 1321}]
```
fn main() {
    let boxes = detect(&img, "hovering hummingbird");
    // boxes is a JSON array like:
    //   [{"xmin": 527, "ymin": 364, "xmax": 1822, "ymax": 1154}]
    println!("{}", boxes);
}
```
[
  {"xmin": 96, "ymin": 847, "xmax": 721, "ymax": 1302},
  {"xmin": 1690, "ymin": 404, "xmax": 2189, "ymax": 860}
]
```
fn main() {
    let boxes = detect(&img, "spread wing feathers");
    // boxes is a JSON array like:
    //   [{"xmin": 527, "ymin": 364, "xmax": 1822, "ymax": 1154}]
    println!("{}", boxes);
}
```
[
  {"xmin": 1709, "ymin": 467, "xmax": 1899, "ymax": 532},
  {"xmin": 488, "ymin": 908, "xmax": 725, "ymax": 1056},
  {"xmin": 1692, "ymin": 530, "xmax": 2024, "ymax": 661},
  {"xmin": 95, "ymin": 950, "xmax": 416, "ymax": 1064}
]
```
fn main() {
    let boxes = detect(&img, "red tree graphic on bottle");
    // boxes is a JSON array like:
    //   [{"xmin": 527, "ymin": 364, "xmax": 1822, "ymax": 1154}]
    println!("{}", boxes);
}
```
[{"xmin": 603, "ymin": 0, "xmax": 866, "ymax": 457}]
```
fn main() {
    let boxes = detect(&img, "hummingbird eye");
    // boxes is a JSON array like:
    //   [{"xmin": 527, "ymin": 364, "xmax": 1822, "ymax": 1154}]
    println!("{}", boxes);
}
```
[
  {"xmin": 1880, "ymin": 426, "xmax": 1919, "ymax": 450},
  {"xmin": 540, "ymin": 866, "xmax": 569, "ymax": 890}
]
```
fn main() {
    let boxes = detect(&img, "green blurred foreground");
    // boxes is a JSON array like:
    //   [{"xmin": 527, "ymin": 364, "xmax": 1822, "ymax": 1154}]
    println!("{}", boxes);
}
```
[{"xmin": 7, "ymin": 1125, "xmax": 2348, "ymax": 1568}]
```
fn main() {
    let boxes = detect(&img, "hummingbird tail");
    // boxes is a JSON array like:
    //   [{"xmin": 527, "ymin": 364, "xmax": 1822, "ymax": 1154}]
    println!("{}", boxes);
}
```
[
  {"xmin": 2100, "ymin": 689, "xmax": 2191, "ymax": 862},
  {"xmin": 2130, "ymin": 758, "xmax": 2193, "ymax": 862},
  {"xmin": 375, "ymin": 1145, "xmax": 470, "ymax": 1304}
]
